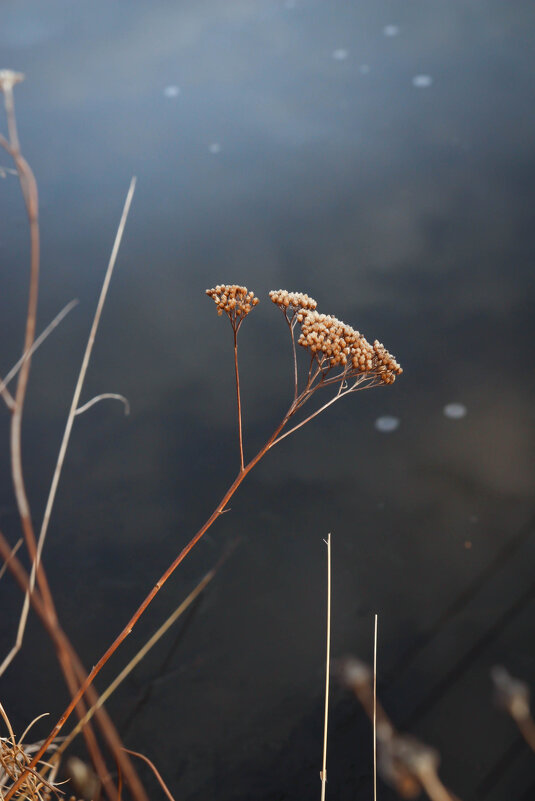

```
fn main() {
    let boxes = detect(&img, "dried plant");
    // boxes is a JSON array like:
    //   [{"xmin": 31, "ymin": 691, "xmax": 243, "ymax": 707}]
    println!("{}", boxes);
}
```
[
  {"xmin": 491, "ymin": 666, "xmax": 535, "ymax": 752},
  {"xmin": 0, "ymin": 703, "xmax": 60, "ymax": 801},
  {"xmin": 10, "ymin": 284, "xmax": 401, "ymax": 794},
  {"xmin": 1, "ymin": 71, "xmax": 405, "ymax": 799},
  {"xmin": 338, "ymin": 658, "xmax": 461, "ymax": 801}
]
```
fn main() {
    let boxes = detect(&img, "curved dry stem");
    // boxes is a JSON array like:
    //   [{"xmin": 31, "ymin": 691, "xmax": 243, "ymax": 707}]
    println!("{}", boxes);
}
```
[
  {"xmin": 75, "ymin": 393, "xmax": 130, "ymax": 417},
  {"xmin": 123, "ymin": 749, "xmax": 176, "ymax": 801}
]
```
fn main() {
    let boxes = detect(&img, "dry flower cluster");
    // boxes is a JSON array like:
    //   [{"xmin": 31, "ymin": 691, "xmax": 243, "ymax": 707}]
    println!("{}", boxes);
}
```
[
  {"xmin": 205, "ymin": 284, "xmax": 259, "ymax": 329},
  {"xmin": 269, "ymin": 289, "xmax": 318, "ymax": 315}
]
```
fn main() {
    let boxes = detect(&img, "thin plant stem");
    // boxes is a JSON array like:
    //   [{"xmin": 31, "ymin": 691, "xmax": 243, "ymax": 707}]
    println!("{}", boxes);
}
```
[
  {"xmin": 233, "ymin": 328, "xmax": 244, "ymax": 471},
  {"xmin": 34, "ymin": 176, "xmax": 136, "ymax": 594},
  {"xmin": 0, "ymin": 299, "xmax": 78, "ymax": 404},
  {"xmin": 374, "ymin": 613, "xmax": 378, "ymax": 801},
  {"xmin": 321, "ymin": 533, "xmax": 331, "ymax": 801},
  {"xmin": 55, "ymin": 555, "xmax": 225, "ymax": 758},
  {"xmin": 123, "ymin": 749, "xmax": 176, "ymax": 801},
  {"xmin": 75, "ymin": 392, "xmax": 130, "ymax": 417}
]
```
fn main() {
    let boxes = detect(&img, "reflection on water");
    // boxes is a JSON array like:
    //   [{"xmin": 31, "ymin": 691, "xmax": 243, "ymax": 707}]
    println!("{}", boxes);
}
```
[{"xmin": 1, "ymin": 1, "xmax": 534, "ymax": 799}]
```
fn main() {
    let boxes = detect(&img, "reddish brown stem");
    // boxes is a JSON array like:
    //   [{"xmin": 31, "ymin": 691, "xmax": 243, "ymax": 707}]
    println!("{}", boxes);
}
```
[{"xmin": 233, "ymin": 329, "xmax": 244, "ymax": 471}]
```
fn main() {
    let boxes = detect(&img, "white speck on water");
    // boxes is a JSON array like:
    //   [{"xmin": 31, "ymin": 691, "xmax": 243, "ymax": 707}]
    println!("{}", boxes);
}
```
[
  {"xmin": 383, "ymin": 24, "xmax": 399, "ymax": 37},
  {"xmin": 412, "ymin": 74, "xmax": 433, "ymax": 89},
  {"xmin": 163, "ymin": 85, "xmax": 181, "ymax": 98},
  {"xmin": 208, "ymin": 142, "xmax": 221, "ymax": 154},
  {"xmin": 443, "ymin": 403, "xmax": 467, "ymax": 420},
  {"xmin": 359, "ymin": 64, "xmax": 370, "ymax": 75},
  {"xmin": 375, "ymin": 415, "xmax": 400, "ymax": 433},
  {"xmin": 332, "ymin": 48, "xmax": 349, "ymax": 61}
]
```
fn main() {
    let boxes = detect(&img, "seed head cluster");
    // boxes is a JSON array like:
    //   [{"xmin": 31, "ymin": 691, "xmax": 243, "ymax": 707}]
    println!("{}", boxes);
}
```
[
  {"xmin": 269, "ymin": 289, "xmax": 317, "ymax": 314},
  {"xmin": 297, "ymin": 309, "xmax": 402, "ymax": 383},
  {"xmin": 206, "ymin": 284, "xmax": 259, "ymax": 325}
]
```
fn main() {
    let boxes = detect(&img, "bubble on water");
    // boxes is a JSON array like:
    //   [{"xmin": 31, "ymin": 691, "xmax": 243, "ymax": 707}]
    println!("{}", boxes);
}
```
[
  {"xmin": 412, "ymin": 74, "xmax": 433, "ymax": 89},
  {"xmin": 375, "ymin": 415, "xmax": 400, "ymax": 433},
  {"xmin": 208, "ymin": 142, "xmax": 221, "ymax": 154},
  {"xmin": 163, "ymin": 85, "xmax": 181, "ymax": 98},
  {"xmin": 383, "ymin": 25, "xmax": 399, "ymax": 37},
  {"xmin": 332, "ymin": 48, "xmax": 349, "ymax": 61},
  {"xmin": 443, "ymin": 403, "xmax": 467, "ymax": 420}
]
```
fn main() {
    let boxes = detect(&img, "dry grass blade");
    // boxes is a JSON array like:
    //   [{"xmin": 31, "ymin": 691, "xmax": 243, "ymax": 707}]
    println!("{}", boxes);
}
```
[
  {"xmin": 374, "ymin": 614, "xmax": 378, "ymax": 801},
  {"xmin": 122, "ymin": 749, "xmax": 175, "ymax": 801},
  {"xmin": 0, "ymin": 299, "xmax": 79, "ymax": 403},
  {"xmin": 74, "ymin": 393, "xmax": 130, "ymax": 417},
  {"xmin": 320, "ymin": 534, "xmax": 331, "ymax": 801},
  {"xmin": 0, "ymin": 539, "xmax": 22, "ymax": 583}
]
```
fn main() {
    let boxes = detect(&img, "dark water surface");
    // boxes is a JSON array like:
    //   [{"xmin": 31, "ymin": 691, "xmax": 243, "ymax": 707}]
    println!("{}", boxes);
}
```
[{"xmin": 1, "ymin": 2, "xmax": 534, "ymax": 799}]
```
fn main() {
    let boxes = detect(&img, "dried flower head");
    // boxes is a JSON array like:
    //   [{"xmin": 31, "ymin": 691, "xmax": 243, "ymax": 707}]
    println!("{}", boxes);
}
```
[
  {"xmin": 0, "ymin": 70, "xmax": 24, "ymax": 94},
  {"xmin": 206, "ymin": 284, "xmax": 259, "ymax": 330},
  {"xmin": 296, "ymin": 308, "xmax": 402, "ymax": 384},
  {"xmin": 269, "ymin": 289, "xmax": 317, "ymax": 316}
]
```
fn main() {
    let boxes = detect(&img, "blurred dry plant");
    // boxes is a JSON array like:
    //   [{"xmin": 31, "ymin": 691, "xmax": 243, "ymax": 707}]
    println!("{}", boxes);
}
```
[
  {"xmin": 491, "ymin": 666, "xmax": 535, "ymax": 752},
  {"xmin": 338, "ymin": 658, "xmax": 462, "ymax": 801},
  {"xmin": 0, "ymin": 703, "xmax": 60, "ymax": 801},
  {"xmin": 1, "ymin": 73, "xmax": 404, "ymax": 799}
]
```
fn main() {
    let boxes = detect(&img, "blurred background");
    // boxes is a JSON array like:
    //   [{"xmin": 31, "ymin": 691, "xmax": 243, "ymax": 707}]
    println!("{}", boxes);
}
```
[{"xmin": 0, "ymin": 1, "xmax": 534, "ymax": 799}]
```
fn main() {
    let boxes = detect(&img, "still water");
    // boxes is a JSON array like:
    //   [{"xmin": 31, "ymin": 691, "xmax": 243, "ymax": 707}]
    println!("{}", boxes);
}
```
[{"xmin": 1, "ymin": 2, "xmax": 534, "ymax": 799}]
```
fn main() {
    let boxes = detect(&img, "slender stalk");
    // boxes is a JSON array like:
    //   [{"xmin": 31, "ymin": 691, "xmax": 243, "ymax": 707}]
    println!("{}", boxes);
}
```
[
  {"xmin": 34, "ymin": 177, "xmax": 136, "ymax": 592},
  {"xmin": 320, "ymin": 533, "xmax": 331, "ymax": 801},
  {"xmin": 0, "ymin": 299, "xmax": 78, "ymax": 402},
  {"xmin": 373, "ymin": 614, "xmax": 378, "ymax": 801},
  {"xmin": 123, "ymin": 749, "xmax": 176, "ymax": 801},
  {"xmin": 233, "ymin": 328, "xmax": 244, "ymax": 471},
  {"xmin": 56, "ymin": 554, "xmax": 225, "ymax": 757}
]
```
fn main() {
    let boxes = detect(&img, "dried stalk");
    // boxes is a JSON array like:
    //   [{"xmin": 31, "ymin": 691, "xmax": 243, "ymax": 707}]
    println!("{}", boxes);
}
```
[{"xmin": 320, "ymin": 534, "xmax": 331, "ymax": 801}]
